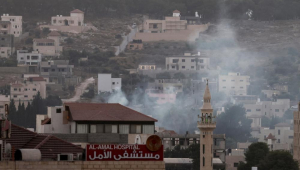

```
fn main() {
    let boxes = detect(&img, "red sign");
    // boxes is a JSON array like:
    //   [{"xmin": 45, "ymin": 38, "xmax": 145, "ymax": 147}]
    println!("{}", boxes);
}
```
[{"xmin": 86, "ymin": 144, "xmax": 163, "ymax": 161}]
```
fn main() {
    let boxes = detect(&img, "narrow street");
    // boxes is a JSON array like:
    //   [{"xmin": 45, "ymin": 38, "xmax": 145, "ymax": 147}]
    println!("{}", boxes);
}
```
[{"xmin": 62, "ymin": 77, "xmax": 95, "ymax": 102}]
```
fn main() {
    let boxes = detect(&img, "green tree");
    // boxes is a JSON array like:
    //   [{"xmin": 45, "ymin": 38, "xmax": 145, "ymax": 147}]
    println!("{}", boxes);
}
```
[
  {"xmin": 238, "ymin": 142, "xmax": 269, "ymax": 170},
  {"xmin": 8, "ymin": 99, "xmax": 17, "ymax": 121},
  {"xmin": 258, "ymin": 150, "xmax": 299, "ymax": 170},
  {"xmin": 214, "ymin": 104, "xmax": 252, "ymax": 144}
]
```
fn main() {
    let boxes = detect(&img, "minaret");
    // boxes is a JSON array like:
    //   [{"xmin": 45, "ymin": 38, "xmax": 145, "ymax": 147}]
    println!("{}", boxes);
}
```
[{"xmin": 198, "ymin": 79, "xmax": 216, "ymax": 170}]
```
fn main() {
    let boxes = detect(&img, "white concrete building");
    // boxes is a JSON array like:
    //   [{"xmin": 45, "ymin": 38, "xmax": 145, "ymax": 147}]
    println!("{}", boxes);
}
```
[
  {"xmin": 218, "ymin": 72, "xmax": 250, "ymax": 96},
  {"xmin": 17, "ymin": 50, "xmax": 42, "ymax": 66},
  {"xmin": 244, "ymin": 99, "xmax": 290, "ymax": 118},
  {"xmin": 33, "ymin": 31, "xmax": 62, "ymax": 57},
  {"xmin": 10, "ymin": 77, "xmax": 46, "ymax": 106},
  {"xmin": 51, "ymin": 9, "xmax": 84, "ymax": 26},
  {"xmin": 97, "ymin": 74, "xmax": 121, "ymax": 93},
  {"xmin": 166, "ymin": 52, "xmax": 210, "ymax": 71},
  {"xmin": 1, "ymin": 14, "xmax": 22, "ymax": 37}
]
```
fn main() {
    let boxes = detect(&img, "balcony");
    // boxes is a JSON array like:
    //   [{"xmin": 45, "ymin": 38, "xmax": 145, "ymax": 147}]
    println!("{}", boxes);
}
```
[{"xmin": 197, "ymin": 121, "xmax": 216, "ymax": 129}]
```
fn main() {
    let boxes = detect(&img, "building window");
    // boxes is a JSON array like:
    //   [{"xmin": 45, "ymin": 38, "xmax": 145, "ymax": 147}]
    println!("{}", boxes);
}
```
[
  {"xmin": 150, "ymin": 66, "xmax": 154, "ymax": 69},
  {"xmin": 256, "ymin": 109, "xmax": 261, "ymax": 111},
  {"xmin": 223, "ymin": 86, "xmax": 226, "ymax": 88},
  {"xmin": 246, "ymin": 109, "xmax": 251, "ymax": 112},
  {"xmin": 53, "ymin": 19, "xmax": 56, "ymax": 23},
  {"xmin": 142, "ymin": 125, "xmax": 154, "ymax": 134},
  {"xmin": 234, "ymin": 163, "xmax": 239, "ymax": 167},
  {"xmin": 112, "ymin": 82, "xmax": 115, "ymax": 85},
  {"xmin": 105, "ymin": 124, "xmax": 117, "ymax": 133},
  {"xmin": 14, "ymin": 88, "xmax": 17, "ymax": 91},
  {"xmin": 91, "ymin": 124, "xmax": 104, "ymax": 133},
  {"xmin": 14, "ymin": 95, "xmax": 17, "ymax": 98},
  {"xmin": 203, "ymin": 157, "xmax": 205, "ymax": 166},
  {"xmin": 1, "ymin": 38, "xmax": 5, "ymax": 40},
  {"xmin": 24, "ymin": 88, "xmax": 27, "ymax": 91},
  {"xmin": 52, "ymin": 69, "xmax": 55, "ymax": 72},
  {"xmin": 77, "ymin": 124, "xmax": 88, "ymax": 133},
  {"xmin": 56, "ymin": 108, "xmax": 61, "ymax": 113},
  {"xmin": 131, "ymin": 125, "xmax": 142, "ymax": 134},
  {"xmin": 222, "ymin": 80, "xmax": 226, "ymax": 82},
  {"xmin": 24, "ymin": 95, "xmax": 28, "ymax": 98},
  {"xmin": 172, "ymin": 59, "xmax": 179, "ymax": 63},
  {"xmin": 182, "ymin": 66, "xmax": 185, "ymax": 69},
  {"xmin": 240, "ymin": 80, "xmax": 244, "ymax": 82},
  {"xmin": 141, "ymin": 66, "xmax": 145, "ymax": 69},
  {"xmin": 119, "ymin": 124, "xmax": 130, "ymax": 134},
  {"xmin": 43, "ymin": 68, "xmax": 48, "ymax": 72},
  {"xmin": 182, "ymin": 59, "xmax": 185, "ymax": 62},
  {"xmin": 191, "ymin": 59, "xmax": 195, "ymax": 62},
  {"xmin": 191, "ymin": 66, "xmax": 194, "ymax": 69},
  {"xmin": 231, "ymin": 87, "xmax": 235, "ymax": 89},
  {"xmin": 199, "ymin": 59, "xmax": 203, "ymax": 63},
  {"xmin": 153, "ymin": 24, "xmax": 157, "ymax": 28},
  {"xmin": 172, "ymin": 66, "xmax": 175, "ymax": 69},
  {"xmin": 240, "ymin": 87, "xmax": 244, "ymax": 89},
  {"xmin": 33, "ymin": 88, "xmax": 36, "ymax": 91},
  {"xmin": 289, "ymin": 136, "xmax": 293, "ymax": 139},
  {"xmin": 278, "ymin": 130, "xmax": 280, "ymax": 135},
  {"xmin": 275, "ymin": 109, "xmax": 279, "ymax": 112},
  {"xmin": 277, "ymin": 139, "xmax": 280, "ymax": 143}
]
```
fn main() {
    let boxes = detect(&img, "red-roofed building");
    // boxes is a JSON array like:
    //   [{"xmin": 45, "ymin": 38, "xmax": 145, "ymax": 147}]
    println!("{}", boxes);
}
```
[
  {"xmin": 4, "ymin": 124, "xmax": 83, "ymax": 160},
  {"xmin": 37, "ymin": 103, "xmax": 157, "ymax": 134}
]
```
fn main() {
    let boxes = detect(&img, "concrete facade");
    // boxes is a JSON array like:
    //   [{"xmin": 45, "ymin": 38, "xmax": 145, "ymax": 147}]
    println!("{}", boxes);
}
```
[
  {"xmin": 0, "ymin": 161, "xmax": 165, "ymax": 170},
  {"xmin": 0, "ymin": 34, "xmax": 14, "ymax": 58},
  {"xmin": 244, "ymin": 99, "xmax": 290, "ymax": 118},
  {"xmin": 39, "ymin": 60, "xmax": 74, "ymax": 84},
  {"xmin": 51, "ymin": 10, "xmax": 84, "ymax": 26},
  {"xmin": 138, "ymin": 63, "xmax": 156, "ymax": 71},
  {"xmin": 33, "ymin": 32, "xmax": 62, "ymax": 57},
  {"xmin": 225, "ymin": 155, "xmax": 245, "ymax": 170},
  {"xmin": 127, "ymin": 39, "xmax": 143, "ymax": 50},
  {"xmin": 0, "ymin": 21, "xmax": 11, "ymax": 35},
  {"xmin": 17, "ymin": 50, "xmax": 42, "ymax": 66},
  {"xmin": 218, "ymin": 72, "xmax": 250, "ymax": 96},
  {"xmin": 10, "ymin": 78, "xmax": 46, "ymax": 106},
  {"xmin": 166, "ymin": 54, "xmax": 210, "ymax": 71},
  {"xmin": 1, "ymin": 14, "xmax": 22, "ymax": 37},
  {"xmin": 97, "ymin": 74, "xmax": 121, "ymax": 93},
  {"xmin": 0, "ymin": 94, "xmax": 10, "ymax": 117}
]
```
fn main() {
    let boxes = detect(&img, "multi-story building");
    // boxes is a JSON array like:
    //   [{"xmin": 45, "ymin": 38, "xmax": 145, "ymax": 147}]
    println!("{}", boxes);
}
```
[
  {"xmin": 36, "ymin": 103, "xmax": 157, "ymax": 147},
  {"xmin": 0, "ymin": 34, "xmax": 14, "ymax": 58},
  {"xmin": 218, "ymin": 72, "xmax": 250, "ymax": 96},
  {"xmin": 0, "ymin": 95, "xmax": 10, "ymax": 117},
  {"xmin": 0, "ymin": 21, "xmax": 11, "ymax": 35},
  {"xmin": 148, "ymin": 79, "xmax": 188, "ymax": 94},
  {"xmin": 97, "ymin": 74, "xmax": 122, "ymax": 93},
  {"xmin": 10, "ymin": 77, "xmax": 46, "ymax": 106},
  {"xmin": 244, "ymin": 98, "xmax": 290, "ymax": 118},
  {"xmin": 294, "ymin": 105, "xmax": 300, "ymax": 162},
  {"xmin": 51, "ymin": 9, "xmax": 84, "ymax": 26},
  {"xmin": 33, "ymin": 31, "xmax": 62, "ymax": 57},
  {"xmin": 1, "ymin": 14, "xmax": 22, "ymax": 37},
  {"xmin": 253, "ymin": 123, "xmax": 293, "ymax": 152},
  {"xmin": 17, "ymin": 50, "xmax": 42, "ymax": 66},
  {"xmin": 166, "ymin": 52, "xmax": 210, "ymax": 71},
  {"xmin": 39, "ymin": 60, "xmax": 74, "ymax": 84},
  {"xmin": 145, "ymin": 89, "xmax": 177, "ymax": 105}
]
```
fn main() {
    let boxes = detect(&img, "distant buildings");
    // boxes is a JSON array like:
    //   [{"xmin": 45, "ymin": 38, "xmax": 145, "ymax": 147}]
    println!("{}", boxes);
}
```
[
  {"xmin": 0, "ymin": 95, "xmax": 10, "ymax": 117},
  {"xmin": 138, "ymin": 62, "xmax": 156, "ymax": 71},
  {"xmin": 97, "ymin": 74, "xmax": 121, "ymax": 93},
  {"xmin": 136, "ymin": 10, "xmax": 209, "ymax": 41},
  {"xmin": 17, "ymin": 50, "xmax": 42, "ymax": 66},
  {"xmin": 166, "ymin": 52, "xmax": 210, "ymax": 71},
  {"xmin": 10, "ymin": 77, "xmax": 47, "ymax": 106},
  {"xmin": 127, "ymin": 39, "xmax": 143, "ymax": 50},
  {"xmin": 51, "ymin": 9, "xmax": 84, "ymax": 26},
  {"xmin": 145, "ymin": 89, "xmax": 177, "ymax": 105},
  {"xmin": 294, "ymin": 106, "xmax": 300, "ymax": 162},
  {"xmin": 1, "ymin": 14, "xmax": 22, "ymax": 37},
  {"xmin": 147, "ymin": 79, "xmax": 187, "ymax": 94},
  {"xmin": 0, "ymin": 34, "xmax": 14, "ymax": 58},
  {"xmin": 39, "ymin": 60, "xmax": 74, "ymax": 84},
  {"xmin": 218, "ymin": 72, "xmax": 250, "ymax": 96},
  {"xmin": 33, "ymin": 31, "xmax": 62, "ymax": 57}
]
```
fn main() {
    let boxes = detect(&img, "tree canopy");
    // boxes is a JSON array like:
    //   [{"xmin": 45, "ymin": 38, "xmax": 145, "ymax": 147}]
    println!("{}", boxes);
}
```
[{"xmin": 258, "ymin": 150, "xmax": 299, "ymax": 170}]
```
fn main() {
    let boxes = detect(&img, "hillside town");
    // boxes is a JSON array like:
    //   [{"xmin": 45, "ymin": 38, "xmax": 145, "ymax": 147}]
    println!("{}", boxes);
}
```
[{"xmin": 0, "ymin": 0, "xmax": 300, "ymax": 170}]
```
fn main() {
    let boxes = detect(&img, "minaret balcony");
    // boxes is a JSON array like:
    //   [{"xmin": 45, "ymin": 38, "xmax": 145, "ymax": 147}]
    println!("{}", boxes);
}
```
[{"xmin": 197, "ymin": 121, "xmax": 216, "ymax": 129}]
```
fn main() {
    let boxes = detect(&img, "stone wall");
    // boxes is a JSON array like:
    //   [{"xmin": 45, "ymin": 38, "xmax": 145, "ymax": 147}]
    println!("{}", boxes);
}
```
[{"xmin": 0, "ymin": 161, "xmax": 165, "ymax": 170}]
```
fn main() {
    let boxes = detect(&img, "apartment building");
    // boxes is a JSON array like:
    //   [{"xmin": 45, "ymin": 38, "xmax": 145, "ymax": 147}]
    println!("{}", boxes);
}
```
[
  {"xmin": 10, "ymin": 77, "xmax": 46, "ymax": 106},
  {"xmin": 97, "ymin": 74, "xmax": 121, "ymax": 93},
  {"xmin": 0, "ymin": 95, "xmax": 10, "ymax": 117},
  {"xmin": 148, "ymin": 79, "xmax": 188, "ymax": 94},
  {"xmin": 17, "ymin": 50, "xmax": 42, "ymax": 66},
  {"xmin": 33, "ymin": 31, "xmax": 62, "ymax": 57},
  {"xmin": 294, "ymin": 105, "xmax": 300, "ymax": 162},
  {"xmin": 1, "ymin": 14, "xmax": 22, "ymax": 37},
  {"xmin": 218, "ymin": 72, "xmax": 250, "ymax": 96},
  {"xmin": 244, "ymin": 98, "xmax": 290, "ymax": 118},
  {"xmin": 51, "ymin": 9, "xmax": 84, "ymax": 26},
  {"xmin": 145, "ymin": 89, "xmax": 177, "ymax": 105},
  {"xmin": 0, "ymin": 21, "xmax": 11, "ymax": 35},
  {"xmin": 138, "ymin": 62, "xmax": 156, "ymax": 71},
  {"xmin": 39, "ymin": 60, "xmax": 74, "ymax": 84},
  {"xmin": 166, "ymin": 52, "xmax": 210, "ymax": 71},
  {"xmin": 0, "ymin": 34, "xmax": 14, "ymax": 58},
  {"xmin": 254, "ymin": 123, "xmax": 293, "ymax": 152}
]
